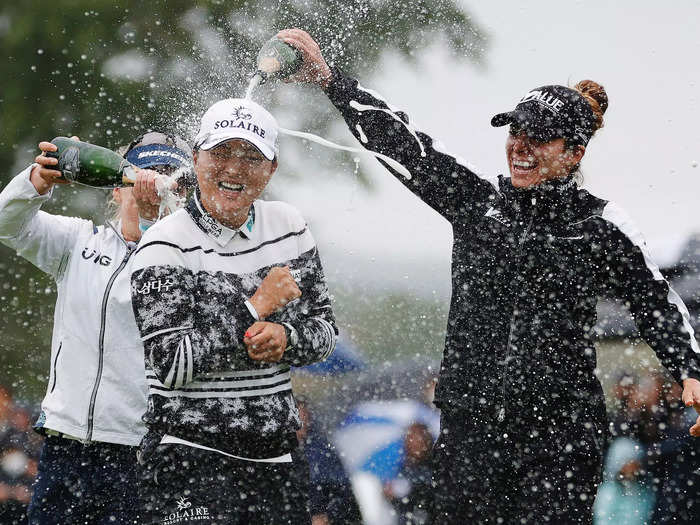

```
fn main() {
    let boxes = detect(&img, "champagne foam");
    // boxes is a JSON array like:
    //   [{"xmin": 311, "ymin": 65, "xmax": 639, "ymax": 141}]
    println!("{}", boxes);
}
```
[{"xmin": 155, "ymin": 167, "xmax": 190, "ymax": 218}]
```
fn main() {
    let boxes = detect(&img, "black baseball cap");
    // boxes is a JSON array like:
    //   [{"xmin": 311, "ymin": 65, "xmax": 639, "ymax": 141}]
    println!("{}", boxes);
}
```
[{"xmin": 491, "ymin": 85, "xmax": 595, "ymax": 146}]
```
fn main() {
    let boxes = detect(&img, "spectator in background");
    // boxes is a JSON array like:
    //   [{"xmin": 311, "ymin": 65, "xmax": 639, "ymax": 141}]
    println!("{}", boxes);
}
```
[
  {"xmin": 0, "ymin": 387, "xmax": 41, "ymax": 525},
  {"xmin": 609, "ymin": 371, "xmax": 641, "ymax": 439},
  {"xmin": 384, "ymin": 423, "xmax": 434, "ymax": 525},
  {"xmin": 603, "ymin": 369, "xmax": 700, "ymax": 524},
  {"xmin": 638, "ymin": 374, "xmax": 700, "ymax": 524},
  {"xmin": 594, "ymin": 437, "xmax": 654, "ymax": 525},
  {"xmin": 296, "ymin": 400, "xmax": 362, "ymax": 525}
]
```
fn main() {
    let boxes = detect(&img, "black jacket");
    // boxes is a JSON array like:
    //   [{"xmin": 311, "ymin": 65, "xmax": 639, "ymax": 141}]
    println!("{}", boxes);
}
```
[{"xmin": 325, "ymin": 69, "xmax": 700, "ymax": 432}]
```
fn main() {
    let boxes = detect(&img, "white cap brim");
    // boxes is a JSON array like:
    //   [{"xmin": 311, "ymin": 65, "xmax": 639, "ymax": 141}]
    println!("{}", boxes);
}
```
[{"xmin": 196, "ymin": 130, "xmax": 276, "ymax": 161}]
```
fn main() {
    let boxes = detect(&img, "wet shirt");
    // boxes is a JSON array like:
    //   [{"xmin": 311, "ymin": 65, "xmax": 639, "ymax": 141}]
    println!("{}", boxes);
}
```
[{"xmin": 130, "ymin": 191, "xmax": 337, "ymax": 460}]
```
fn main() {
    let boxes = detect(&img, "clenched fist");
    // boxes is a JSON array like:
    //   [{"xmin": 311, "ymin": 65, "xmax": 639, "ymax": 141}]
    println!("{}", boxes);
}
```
[
  {"xmin": 248, "ymin": 266, "xmax": 301, "ymax": 319},
  {"xmin": 244, "ymin": 322, "xmax": 287, "ymax": 363}
]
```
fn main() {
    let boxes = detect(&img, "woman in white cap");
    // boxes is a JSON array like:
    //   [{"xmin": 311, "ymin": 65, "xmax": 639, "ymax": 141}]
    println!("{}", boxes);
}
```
[
  {"xmin": 278, "ymin": 28, "xmax": 700, "ymax": 525},
  {"xmin": 131, "ymin": 99, "xmax": 337, "ymax": 524},
  {"xmin": 0, "ymin": 132, "xmax": 193, "ymax": 524}
]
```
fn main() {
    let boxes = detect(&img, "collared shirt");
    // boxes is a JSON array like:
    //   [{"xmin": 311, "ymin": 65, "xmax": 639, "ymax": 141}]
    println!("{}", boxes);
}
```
[
  {"xmin": 188, "ymin": 190, "xmax": 256, "ymax": 246},
  {"xmin": 187, "ymin": 192, "xmax": 264, "ymax": 321},
  {"xmin": 130, "ymin": 192, "xmax": 337, "ymax": 461}
]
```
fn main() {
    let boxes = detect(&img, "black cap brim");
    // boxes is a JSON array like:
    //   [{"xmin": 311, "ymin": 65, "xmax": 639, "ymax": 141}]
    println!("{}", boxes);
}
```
[
  {"xmin": 490, "ymin": 109, "xmax": 563, "ymax": 143},
  {"xmin": 491, "ymin": 109, "xmax": 534, "ymax": 129},
  {"xmin": 491, "ymin": 111, "xmax": 515, "ymax": 127}
]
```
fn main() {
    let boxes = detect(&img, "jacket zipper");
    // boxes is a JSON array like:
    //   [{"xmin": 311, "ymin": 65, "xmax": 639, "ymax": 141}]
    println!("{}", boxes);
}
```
[
  {"xmin": 49, "ymin": 342, "xmax": 62, "ymax": 394},
  {"xmin": 498, "ymin": 199, "xmax": 537, "ymax": 423},
  {"xmin": 85, "ymin": 242, "xmax": 135, "ymax": 441}
]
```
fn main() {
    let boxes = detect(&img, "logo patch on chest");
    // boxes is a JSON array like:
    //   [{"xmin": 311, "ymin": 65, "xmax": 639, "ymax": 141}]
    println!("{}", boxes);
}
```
[
  {"xmin": 81, "ymin": 247, "xmax": 112, "ymax": 266},
  {"xmin": 484, "ymin": 207, "xmax": 512, "ymax": 227}
]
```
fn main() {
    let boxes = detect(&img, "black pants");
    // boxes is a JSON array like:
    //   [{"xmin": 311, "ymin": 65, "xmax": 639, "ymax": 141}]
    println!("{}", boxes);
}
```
[
  {"xmin": 139, "ymin": 444, "xmax": 311, "ymax": 525},
  {"xmin": 431, "ymin": 410, "xmax": 603, "ymax": 525},
  {"xmin": 28, "ymin": 436, "xmax": 140, "ymax": 525}
]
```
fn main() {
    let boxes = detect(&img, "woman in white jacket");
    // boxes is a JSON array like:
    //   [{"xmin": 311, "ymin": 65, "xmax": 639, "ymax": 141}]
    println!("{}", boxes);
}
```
[{"xmin": 0, "ymin": 133, "xmax": 193, "ymax": 524}]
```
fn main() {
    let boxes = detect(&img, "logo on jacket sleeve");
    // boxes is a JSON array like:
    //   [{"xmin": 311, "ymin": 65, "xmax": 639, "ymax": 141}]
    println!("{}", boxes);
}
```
[{"xmin": 134, "ymin": 278, "xmax": 175, "ymax": 295}]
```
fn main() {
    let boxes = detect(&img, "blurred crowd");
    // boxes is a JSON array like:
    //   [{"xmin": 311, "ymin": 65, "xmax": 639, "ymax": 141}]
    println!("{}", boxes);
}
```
[
  {"xmin": 595, "ymin": 370, "xmax": 700, "ymax": 524},
  {"xmin": 1, "ymin": 368, "xmax": 698, "ymax": 524},
  {"xmin": 0, "ymin": 387, "xmax": 42, "ymax": 524}
]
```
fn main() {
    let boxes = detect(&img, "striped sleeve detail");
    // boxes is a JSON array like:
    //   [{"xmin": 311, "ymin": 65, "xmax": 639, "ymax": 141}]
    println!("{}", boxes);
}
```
[
  {"xmin": 146, "ymin": 364, "xmax": 292, "ymax": 399},
  {"xmin": 162, "ymin": 335, "xmax": 195, "ymax": 389},
  {"xmin": 602, "ymin": 202, "xmax": 699, "ymax": 355},
  {"xmin": 185, "ymin": 335, "xmax": 193, "ymax": 384},
  {"xmin": 141, "ymin": 325, "xmax": 193, "ymax": 342},
  {"xmin": 316, "ymin": 317, "xmax": 337, "ymax": 360}
]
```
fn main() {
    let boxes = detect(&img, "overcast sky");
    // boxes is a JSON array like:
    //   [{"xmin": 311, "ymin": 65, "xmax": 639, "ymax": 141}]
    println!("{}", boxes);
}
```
[{"xmin": 272, "ymin": 0, "xmax": 700, "ymax": 295}]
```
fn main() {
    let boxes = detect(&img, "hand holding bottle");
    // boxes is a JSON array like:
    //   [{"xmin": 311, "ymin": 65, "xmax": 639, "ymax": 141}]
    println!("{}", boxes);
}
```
[
  {"xmin": 276, "ymin": 29, "xmax": 332, "ymax": 88},
  {"xmin": 132, "ymin": 168, "xmax": 178, "ymax": 221},
  {"xmin": 30, "ymin": 137, "xmax": 79, "ymax": 195}
]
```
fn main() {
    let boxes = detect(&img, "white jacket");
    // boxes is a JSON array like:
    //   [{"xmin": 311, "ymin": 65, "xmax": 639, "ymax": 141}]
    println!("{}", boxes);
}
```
[{"xmin": 0, "ymin": 167, "xmax": 147, "ymax": 445}]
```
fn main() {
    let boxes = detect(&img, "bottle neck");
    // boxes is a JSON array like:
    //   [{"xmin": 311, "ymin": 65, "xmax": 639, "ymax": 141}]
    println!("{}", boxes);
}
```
[{"xmin": 121, "ymin": 163, "xmax": 137, "ymax": 186}]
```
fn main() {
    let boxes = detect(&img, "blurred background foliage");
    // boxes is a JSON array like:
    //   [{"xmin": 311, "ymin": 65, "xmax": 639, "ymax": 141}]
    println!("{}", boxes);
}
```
[{"xmin": 0, "ymin": 1, "xmax": 488, "ymax": 402}]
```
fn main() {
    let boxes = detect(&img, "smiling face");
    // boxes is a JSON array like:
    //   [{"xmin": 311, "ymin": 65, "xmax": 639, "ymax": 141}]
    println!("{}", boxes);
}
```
[
  {"xmin": 506, "ymin": 127, "xmax": 585, "ymax": 188},
  {"xmin": 194, "ymin": 139, "xmax": 277, "ymax": 229}
]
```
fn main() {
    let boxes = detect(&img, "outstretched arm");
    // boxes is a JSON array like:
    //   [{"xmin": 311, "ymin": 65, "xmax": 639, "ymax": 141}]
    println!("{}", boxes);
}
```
[
  {"xmin": 278, "ymin": 28, "xmax": 498, "ymax": 225},
  {"xmin": 598, "ymin": 204, "xmax": 700, "ymax": 436}
]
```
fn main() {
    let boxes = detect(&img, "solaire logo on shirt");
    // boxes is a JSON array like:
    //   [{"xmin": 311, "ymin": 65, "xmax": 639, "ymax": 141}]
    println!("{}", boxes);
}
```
[{"xmin": 161, "ymin": 496, "xmax": 210, "ymax": 524}]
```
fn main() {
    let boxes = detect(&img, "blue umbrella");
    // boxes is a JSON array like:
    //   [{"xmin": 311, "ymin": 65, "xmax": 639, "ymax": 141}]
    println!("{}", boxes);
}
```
[
  {"xmin": 333, "ymin": 399, "xmax": 439, "ymax": 482},
  {"xmin": 296, "ymin": 338, "xmax": 366, "ymax": 375}
]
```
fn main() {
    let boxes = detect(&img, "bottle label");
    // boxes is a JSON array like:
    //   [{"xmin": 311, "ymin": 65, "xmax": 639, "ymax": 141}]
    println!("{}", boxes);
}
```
[{"xmin": 59, "ymin": 146, "xmax": 81, "ymax": 182}]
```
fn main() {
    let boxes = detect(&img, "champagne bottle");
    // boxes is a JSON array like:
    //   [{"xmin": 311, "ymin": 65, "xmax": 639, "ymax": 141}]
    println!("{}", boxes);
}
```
[
  {"xmin": 45, "ymin": 137, "xmax": 137, "ymax": 187},
  {"xmin": 254, "ymin": 37, "xmax": 302, "ymax": 85}
]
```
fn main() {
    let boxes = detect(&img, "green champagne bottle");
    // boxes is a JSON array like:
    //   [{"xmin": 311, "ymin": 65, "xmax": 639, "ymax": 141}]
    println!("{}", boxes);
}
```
[
  {"xmin": 45, "ymin": 137, "xmax": 137, "ymax": 187},
  {"xmin": 254, "ymin": 37, "xmax": 302, "ymax": 84}
]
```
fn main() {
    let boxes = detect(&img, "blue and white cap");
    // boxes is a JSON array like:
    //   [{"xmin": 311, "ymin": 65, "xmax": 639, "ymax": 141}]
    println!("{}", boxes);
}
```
[
  {"xmin": 194, "ymin": 98, "xmax": 279, "ymax": 160},
  {"xmin": 125, "ymin": 131, "xmax": 193, "ymax": 170}
]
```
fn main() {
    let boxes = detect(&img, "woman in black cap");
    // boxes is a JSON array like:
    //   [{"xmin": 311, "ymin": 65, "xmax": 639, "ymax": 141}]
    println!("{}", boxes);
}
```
[
  {"xmin": 0, "ymin": 132, "xmax": 193, "ymax": 524},
  {"xmin": 279, "ymin": 28, "xmax": 700, "ymax": 524}
]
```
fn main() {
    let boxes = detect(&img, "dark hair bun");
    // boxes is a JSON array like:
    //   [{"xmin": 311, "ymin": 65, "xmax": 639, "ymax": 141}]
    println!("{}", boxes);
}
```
[{"xmin": 574, "ymin": 80, "xmax": 608, "ymax": 131}]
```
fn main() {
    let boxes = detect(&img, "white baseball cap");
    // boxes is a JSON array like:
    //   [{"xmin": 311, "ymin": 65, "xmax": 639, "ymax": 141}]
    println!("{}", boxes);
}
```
[{"xmin": 194, "ymin": 98, "xmax": 279, "ymax": 160}]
